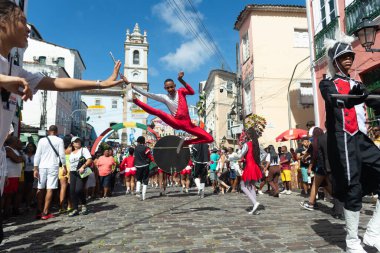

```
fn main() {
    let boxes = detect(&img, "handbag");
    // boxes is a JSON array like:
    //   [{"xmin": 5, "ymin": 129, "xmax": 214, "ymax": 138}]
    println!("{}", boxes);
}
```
[
  {"xmin": 46, "ymin": 136, "xmax": 63, "ymax": 167},
  {"xmin": 77, "ymin": 148, "xmax": 92, "ymax": 178}
]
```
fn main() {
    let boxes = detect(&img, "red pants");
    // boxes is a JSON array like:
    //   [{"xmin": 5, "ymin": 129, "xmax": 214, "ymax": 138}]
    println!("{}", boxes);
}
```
[{"xmin": 134, "ymin": 99, "xmax": 213, "ymax": 145}]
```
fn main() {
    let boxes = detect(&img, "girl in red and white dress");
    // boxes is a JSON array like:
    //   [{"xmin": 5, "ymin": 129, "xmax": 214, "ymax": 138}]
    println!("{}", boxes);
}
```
[
  {"xmin": 119, "ymin": 148, "xmax": 136, "ymax": 194},
  {"xmin": 180, "ymin": 159, "xmax": 193, "ymax": 193},
  {"xmin": 229, "ymin": 127, "xmax": 263, "ymax": 214}
]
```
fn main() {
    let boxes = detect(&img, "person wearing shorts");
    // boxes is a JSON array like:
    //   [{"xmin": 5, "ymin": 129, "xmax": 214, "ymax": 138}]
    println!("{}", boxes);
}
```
[
  {"xmin": 264, "ymin": 145, "xmax": 280, "ymax": 197},
  {"xmin": 279, "ymin": 146, "xmax": 292, "ymax": 195},
  {"xmin": 297, "ymin": 139, "xmax": 311, "ymax": 195},
  {"xmin": 3, "ymin": 136, "xmax": 23, "ymax": 217},
  {"xmin": 34, "ymin": 125, "xmax": 66, "ymax": 220}
]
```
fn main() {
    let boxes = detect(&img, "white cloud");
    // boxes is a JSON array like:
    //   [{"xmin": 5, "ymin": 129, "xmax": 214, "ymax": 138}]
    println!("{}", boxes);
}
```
[
  {"xmin": 160, "ymin": 39, "xmax": 209, "ymax": 72},
  {"xmin": 149, "ymin": 66, "xmax": 159, "ymax": 77},
  {"xmin": 152, "ymin": 0, "xmax": 212, "ymax": 72}
]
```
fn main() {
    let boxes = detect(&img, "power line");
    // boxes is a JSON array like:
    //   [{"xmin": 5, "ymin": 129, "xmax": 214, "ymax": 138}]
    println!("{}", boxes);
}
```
[{"xmin": 185, "ymin": 0, "xmax": 231, "ymax": 71}]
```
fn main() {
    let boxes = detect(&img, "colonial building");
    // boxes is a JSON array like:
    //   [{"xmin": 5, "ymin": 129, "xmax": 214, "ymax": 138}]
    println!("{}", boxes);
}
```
[
  {"xmin": 203, "ymin": 69, "xmax": 237, "ymax": 148},
  {"xmin": 234, "ymin": 4, "xmax": 314, "ymax": 147},
  {"xmin": 81, "ymin": 23, "xmax": 150, "ymax": 145},
  {"xmin": 306, "ymin": 0, "xmax": 380, "ymax": 126},
  {"xmin": 22, "ymin": 26, "xmax": 86, "ymax": 136}
]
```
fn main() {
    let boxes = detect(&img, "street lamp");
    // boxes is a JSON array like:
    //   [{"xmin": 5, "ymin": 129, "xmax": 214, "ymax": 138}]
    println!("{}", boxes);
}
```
[
  {"xmin": 229, "ymin": 108, "xmax": 237, "ymax": 121},
  {"xmin": 354, "ymin": 17, "xmax": 380, "ymax": 52}
]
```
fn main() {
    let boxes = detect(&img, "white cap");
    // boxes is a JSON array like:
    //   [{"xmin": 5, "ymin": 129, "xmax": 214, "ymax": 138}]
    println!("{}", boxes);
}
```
[{"xmin": 71, "ymin": 136, "xmax": 81, "ymax": 143}]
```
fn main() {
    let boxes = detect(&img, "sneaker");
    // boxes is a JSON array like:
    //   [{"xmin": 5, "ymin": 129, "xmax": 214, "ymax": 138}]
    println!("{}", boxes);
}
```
[
  {"xmin": 280, "ymin": 189, "xmax": 287, "ymax": 194},
  {"xmin": 226, "ymin": 186, "xmax": 231, "ymax": 193},
  {"xmin": 185, "ymin": 188, "xmax": 189, "ymax": 194},
  {"xmin": 286, "ymin": 190, "xmax": 292, "ymax": 195},
  {"xmin": 41, "ymin": 213, "xmax": 55, "ymax": 220},
  {"xmin": 300, "ymin": 201, "xmax": 314, "ymax": 211},
  {"xmin": 248, "ymin": 202, "xmax": 260, "ymax": 214},
  {"xmin": 59, "ymin": 209, "xmax": 66, "ymax": 214},
  {"xmin": 68, "ymin": 209, "xmax": 79, "ymax": 217},
  {"xmin": 258, "ymin": 190, "xmax": 264, "ymax": 195},
  {"xmin": 80, "ymin": 206, "xmax": 89, "ymax": 215},
  {"xmin": 126, "ymin": 190, "xmax": 130, "ymax": 195},
  {"xmin": 135, "ymin": 193, "xmax": 140, "ymax": 198}
]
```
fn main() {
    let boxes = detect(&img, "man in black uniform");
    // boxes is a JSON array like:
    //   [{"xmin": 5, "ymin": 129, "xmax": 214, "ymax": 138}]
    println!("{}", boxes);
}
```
[
  {"xmin": 191, "ymin": 143, "xmax": 209, "ymax": 198},
  {"xmin": 319, "ymin": 36, "xmax": 380, "ymax": 252},
  {"xmin": 134, "ymin": 136, "xmax": 154, "ymax": 201}
]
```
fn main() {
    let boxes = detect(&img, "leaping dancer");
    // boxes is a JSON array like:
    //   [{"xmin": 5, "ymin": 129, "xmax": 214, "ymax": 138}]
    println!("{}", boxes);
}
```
[{"xmin": 121, "ymin": 72, "xmax": 213, "ymax": 153}]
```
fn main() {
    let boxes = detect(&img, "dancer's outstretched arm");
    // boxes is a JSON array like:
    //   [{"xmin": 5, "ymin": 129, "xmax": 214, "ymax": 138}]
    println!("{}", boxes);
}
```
[
  {"xmin": 177, "ymin": 71, "xmax": 194, "ymax": 95},
  {"xmin": 37, "ymin": 61, "xmax": 124, "ymax": 91},
  {"xmin": 132, "ymin": 84, "xmax": 166, "ymax": 103}
]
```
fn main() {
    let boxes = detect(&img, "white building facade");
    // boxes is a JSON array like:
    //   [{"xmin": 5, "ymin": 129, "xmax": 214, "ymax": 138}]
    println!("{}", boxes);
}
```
[{"xmin": 22, "ymin": 38, "xmax": 86, "ymax": 136}]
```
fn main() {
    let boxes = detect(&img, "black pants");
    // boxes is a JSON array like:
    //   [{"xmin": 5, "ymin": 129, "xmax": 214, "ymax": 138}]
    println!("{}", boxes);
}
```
[
  {"xmin": 136, "ymin": 165, "xmax": 149, "ymax": 185},
  {"xmin": 70, "ymin": 171, "xmax": 88, "ymax": 210},
  {"xmin": 194, "ymin": 163, "xmax": 208, "ymax": 183},
  {"xmin": 328, "ymin": 131, "xmax": 380, "ymax": 211}
]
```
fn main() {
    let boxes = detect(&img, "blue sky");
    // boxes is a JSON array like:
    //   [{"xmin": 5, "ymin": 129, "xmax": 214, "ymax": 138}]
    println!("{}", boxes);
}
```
[{"xmin": 27, "ymin": 0, "xmax": 306, "ymax": 111}]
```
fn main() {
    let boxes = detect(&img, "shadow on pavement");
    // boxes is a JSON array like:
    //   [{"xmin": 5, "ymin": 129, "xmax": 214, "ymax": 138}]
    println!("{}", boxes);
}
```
[{"xmin": 311, "ymin": 219, "xmax": 345, "ymax": 251}]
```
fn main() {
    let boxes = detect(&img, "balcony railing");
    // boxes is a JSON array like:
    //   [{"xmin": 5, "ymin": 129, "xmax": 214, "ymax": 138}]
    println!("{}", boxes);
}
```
[
  {"xmin": 346, "ymin": 0, "xmax": 380, "ymax": 35},
  {"xmin": 314, "ymin": 18, "xmax": 339, "ymax": 60}
]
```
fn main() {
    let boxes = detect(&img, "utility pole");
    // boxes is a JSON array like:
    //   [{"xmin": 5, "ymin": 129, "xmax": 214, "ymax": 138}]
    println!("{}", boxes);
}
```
[{"xmin": 40, "ymin": 89, "xmax": 48, "ymax": 130}]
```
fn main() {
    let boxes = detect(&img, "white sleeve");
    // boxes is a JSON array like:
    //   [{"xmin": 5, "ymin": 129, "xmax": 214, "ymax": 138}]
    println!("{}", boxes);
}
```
[
  {"xmin": 59, "ymin": 139, "xmax": 65, "ymax": 166},
  {"xmin": 83, "ymin": 147, "xmax": 92, "ymax": 160},
  {"xmin": 239, "ymin": 144, "xmax": 248, "ymax": 159},
  {"xmin": 34, "ymin": 138, "xmax": 44, "ymax": 166},
  {"xmin": 133, "ymin": 86, "xmax": 166, "ymax": 103},
  {"xmin": 14, "ymin": 65, "xmax": 44, "ymax": 94}
]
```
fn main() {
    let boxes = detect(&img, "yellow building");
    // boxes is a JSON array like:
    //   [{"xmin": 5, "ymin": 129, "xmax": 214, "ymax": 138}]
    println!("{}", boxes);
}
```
[{"xmin": 234, "ymin": 4, "xmax": 314, "ymax": 147}]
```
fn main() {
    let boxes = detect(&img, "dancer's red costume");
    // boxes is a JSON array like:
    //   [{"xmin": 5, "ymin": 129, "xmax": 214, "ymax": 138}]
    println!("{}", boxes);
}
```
[
  {"xmin": 132, "ymin": 76, "xmax": 213, "ymax": 146},
  {"xmin": 241, "ymin": 141, "xmax": 262, "ymax": 183}
]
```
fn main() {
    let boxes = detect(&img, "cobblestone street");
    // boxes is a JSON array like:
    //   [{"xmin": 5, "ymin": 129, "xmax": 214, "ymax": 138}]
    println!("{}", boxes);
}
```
[{"xmin": 1, "ymin": 186, "xmax": 378, "ymax": 253}]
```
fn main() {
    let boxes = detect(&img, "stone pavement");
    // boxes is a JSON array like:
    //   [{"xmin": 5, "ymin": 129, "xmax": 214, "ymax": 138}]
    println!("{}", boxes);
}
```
[{"xmin": 0, "ymin": 186, "xmax": 378, "ymax": 253}]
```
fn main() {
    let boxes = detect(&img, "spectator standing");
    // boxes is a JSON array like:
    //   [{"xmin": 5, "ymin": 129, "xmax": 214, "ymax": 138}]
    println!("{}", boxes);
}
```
[
  {"xmin": 3, "ymin": 136, "xmax": 24, "ymax": 217},
  {"xmin": 209, "ymin": 148, "xmax": 219, "ymax": 194},
  {"xmin": 297, "ymin": 139, "xmax": 312, "ymax": 196},
  {"xmin": 59, "ymin": 135, "xmax": 72, "ymax": 214},
  {"xmin": 264, "ymin": 145, "xmax": 281, "ymax": 197},
  {"xmin": 68, "ymin": 137, "xmax": 92, "ymax": 217},
  {"xmin": 33, "ymin": 125, "xmax": 66, "ymax": 220},
  {"xmin": 227, "ymin": 147, "xmax": 239, "ymax": 193},
  {"xmin": 96, "ymin": 149, "xmax": 115, "ymax": 198},
  {"xmin": 23, "ymin": 142, "xmax": 36, "ymax": 211},
  {"xmin": 279, "ymin": 146, "xmax": 292, "ymax": 195}
]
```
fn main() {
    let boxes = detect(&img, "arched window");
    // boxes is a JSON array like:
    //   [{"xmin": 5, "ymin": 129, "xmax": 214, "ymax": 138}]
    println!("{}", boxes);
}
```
[{"xmin": 133, "ymin": 50, "xmax": 140, "ymax": 65}]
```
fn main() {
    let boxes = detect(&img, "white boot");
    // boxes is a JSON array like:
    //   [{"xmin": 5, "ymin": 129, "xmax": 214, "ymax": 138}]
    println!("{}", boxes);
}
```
[
  {"xmin": 200, "ymin": 183, "xmax": 205, "ymax": 198},
  {"xmin": 136, "ymin": 181, "xmax": 141, "ymax": 197},
  {"xmin": 194, "ymin": 178, "xmax": 201, "ymax": 193},
  {"xmin": 363, "ymin": 200, "xmax": 380, "ymax": 251},
  {"xmin": 344, "ymin": 208, "xmax": 366, "ymax": 253},
  {"xmin": 142, "ymin": 184, "xmax": 147, "ymax": 201}
]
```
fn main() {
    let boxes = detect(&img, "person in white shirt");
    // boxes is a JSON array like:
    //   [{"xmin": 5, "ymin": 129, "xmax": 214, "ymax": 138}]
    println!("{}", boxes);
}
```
[
  {"xmin": 0, "ymin": 1, "xmax": 125, "ymax": 241},
  {"xmin": 263, "ymin": 145, "xmax": 281, "ymax": 197},
  {"xmin": 227, "ymin": 147, "xmax": 240, "ymax": 193},
  {"xmin": 33, "ymin": 125, "xmax": 65, "ymax": 220}
]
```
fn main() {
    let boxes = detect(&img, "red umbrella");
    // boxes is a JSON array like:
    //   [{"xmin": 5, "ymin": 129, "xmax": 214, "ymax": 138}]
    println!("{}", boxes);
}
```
[{"xmin": 275, "ymin": 128, "xmax": 308, "ymax": 142}]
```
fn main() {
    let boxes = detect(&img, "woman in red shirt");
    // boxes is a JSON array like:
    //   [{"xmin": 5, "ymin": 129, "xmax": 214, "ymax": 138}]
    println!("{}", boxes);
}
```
[{"xmin": 120, "ymin": 148, "xmax": 135, "ymax": 194}]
